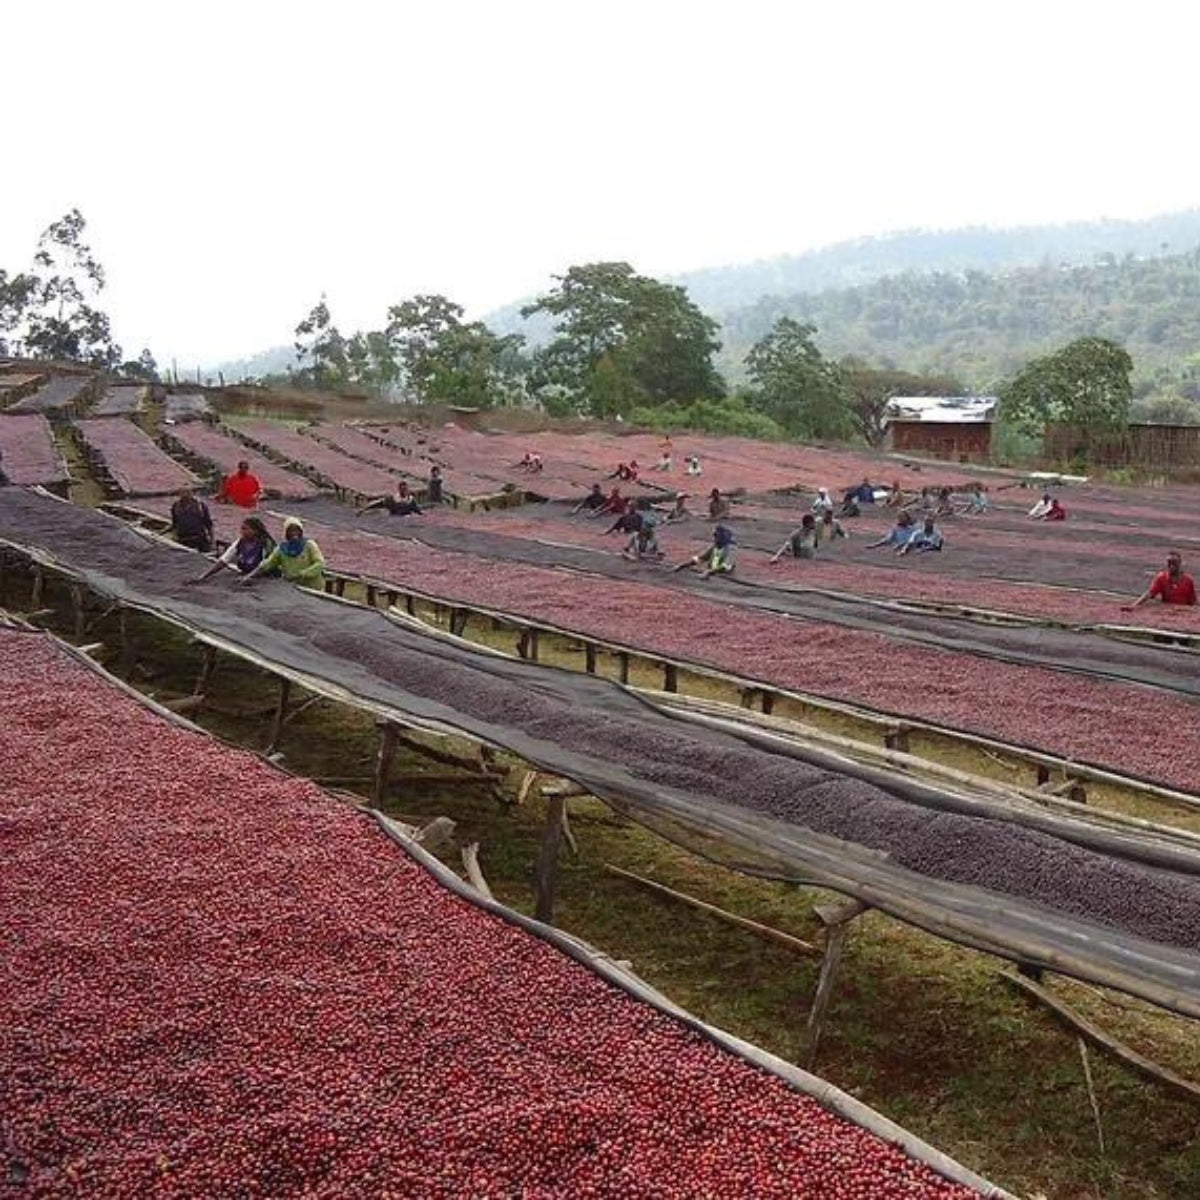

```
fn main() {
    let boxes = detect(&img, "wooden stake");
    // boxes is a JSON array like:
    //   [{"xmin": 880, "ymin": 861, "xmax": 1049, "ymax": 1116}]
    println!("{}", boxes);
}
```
[
  {"xmin": 373, "ymin": 721, "xmax": 400, "ymax": 806},
  {"xmin": 604, "ymin": 864, "xmax": 817, "ymax": 956},
  {"xmin": 30, "ymin": 567, "xmax": 44, "ymax": 611},
  {"xmin": 266, "ymin": 677, "xmax": 292, "ymax": 754},
  {"xmin": 534, "ymin": 793, "xmax": 567, "ymax": 924}
]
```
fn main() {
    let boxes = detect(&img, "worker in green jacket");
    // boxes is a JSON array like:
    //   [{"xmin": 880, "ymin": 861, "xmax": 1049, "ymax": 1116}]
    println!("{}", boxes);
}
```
[{"xmin": 239, "ymin": 518, "xmax": 325, "ymax": 589}]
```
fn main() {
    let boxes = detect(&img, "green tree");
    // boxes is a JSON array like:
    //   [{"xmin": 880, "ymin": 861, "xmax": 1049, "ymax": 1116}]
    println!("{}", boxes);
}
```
[
  {"xmin": 744, "ymin": 318, "xmax": 852, "ymax": 440},
  {"xmin": 22, "ymin": 209, "xmax": 119, "ymax": 367},
  {"xmin": 522, "ymin": 262, "xmax": 723, "ymax": 416},
  {"xmin": 0, "ymin": 269, "xmax": 38, "ymax": 355},
  {"xmin": 841, "ymin": 359, "xmax": 964, "ymax": 446},
  {"xmin": 999, "ymin": 337, "xmax": 1133, "ymax": 444},
  {"xmin": 119, "ymin": 348, "xmax": 160, "ymax": 381},
  {"xmin": 293, "ymin": 298, "xmax": 349, "ymax": 389},
  {"xmin": 386, "ymin": 294, "xmax": 525, "ymax": 408}
]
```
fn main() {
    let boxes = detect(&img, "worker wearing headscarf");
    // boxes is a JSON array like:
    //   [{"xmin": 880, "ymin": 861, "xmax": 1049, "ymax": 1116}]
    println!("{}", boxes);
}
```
[
  {"xmin": 240, "ymin": 517, "xmax": 325, "ymax": 589},
  {"xmin": 675, "ymin": 523, "xmax": 736, "ymax": 578}
]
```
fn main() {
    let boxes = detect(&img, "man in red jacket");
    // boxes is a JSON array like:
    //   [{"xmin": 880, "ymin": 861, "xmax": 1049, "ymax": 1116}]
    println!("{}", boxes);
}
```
[
  {"xmin": 219, "ymin": 460, "xmax": 263, "ymax": 508},
  {"xmin": 1125, "ymin": 550, "xmax": 1197, "ymax": 610}
]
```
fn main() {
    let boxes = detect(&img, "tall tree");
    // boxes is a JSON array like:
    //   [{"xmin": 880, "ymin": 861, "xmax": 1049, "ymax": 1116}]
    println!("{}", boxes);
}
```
[
  {"xmin": 1000, "ymin": 337, "xmax": 1133, "ymax": 444},
  {"xmin": 22, "ymin": 209, "xmax": 119, "ymax": 367},
  {"xmin": 387, "ymin": 294, "xmax": 525, "ymax": 408},
  {"xmin": 841, "ymin": 359, "xmax": 964, "ymax": 445},
  {"xmin": 522, "ymin": 262, "xmax": 723, "ymax": 416},
  {"xmin": 293, "ymin": 298, "xmax": 349, "ymax": 389},
  {"xmin": 119, "ymin": 348, "xmax": 161, "ymax": 382},
  {"xmin": 0, "ymin": 269, "xmax": 38, "ymax": 355},
  {"xmin": 744, "ymin": 318, "xmax": 851, "ymax": 440}
]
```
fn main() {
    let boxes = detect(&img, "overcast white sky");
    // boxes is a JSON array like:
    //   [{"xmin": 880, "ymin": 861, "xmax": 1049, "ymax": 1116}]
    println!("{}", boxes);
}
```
[{"xmin": 5, "ymin": 0, "xmax": 1198, "ymax": 366}]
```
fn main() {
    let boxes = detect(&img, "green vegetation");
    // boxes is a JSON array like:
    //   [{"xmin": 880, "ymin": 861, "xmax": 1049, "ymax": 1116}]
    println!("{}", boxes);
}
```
[
  {"xmin": 1000, "ymin": 337, "xmax": 1133, "ymax": 443},
  {"xmin": 718, "ymin": 249, "xmax": 1200, "ymax": 416},
  {"xmin": 522, "ymin": 262, "xmax": 724, "ymax": 416},
  {"xmin": 626, "ymin": 394, "xmax": 783, "ymax": 440}
]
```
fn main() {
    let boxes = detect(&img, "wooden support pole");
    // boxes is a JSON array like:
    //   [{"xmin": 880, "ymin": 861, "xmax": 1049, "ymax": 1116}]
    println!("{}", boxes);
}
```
[
  {"xmin": 266, "ymin": 677, "xmax": 293, "ymax": 754},
  {"xmin": 534, "ymin": 793, "xmax": 567, "ymax": 924},
  {"xmin": 366, "ymin": 584, "xmax": 378, "ymax": 607},
  {"xmin": 663, "ymin": 663, "xmax": 678, "ymax": 693},
  {"xmin": 335, "ymin": 578, "xmax": 347, "ymax": 597},
  {"xmin": 118, "ymin": 607, "xmax": 134, "ymax": 678},
  {"xmin": 617, "ymin": 651, "xmax": 630, "ymax": 685},
  {"xmin": 584, "ymin": 642, "xmax": 597, "ymax": 674},
  {"xmin": 30, "ymin": 567, "xmax": 44, "ymax": 611},
  {"xmin": 70, "ymin": 584, "xmax": 86, "ymax": 640},
  {"xmin": 761, "ymin": 692, "xmax": 775, "ymax": 716},
  {"xmin": 193, "ymin": 645, "xmax": 218, "ymax": 697},
  {"xmin": 373, "ymin": 721, "xmax": 401, "ymax": 806},
  {"xmin": 803, "ymin": 922, "xmax": 850, "ymax": 1069}
]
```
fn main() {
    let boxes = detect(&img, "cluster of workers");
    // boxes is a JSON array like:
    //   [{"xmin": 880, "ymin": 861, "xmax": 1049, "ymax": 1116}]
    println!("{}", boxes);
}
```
[{"xmin": 134, "ymin": 448, "xmax": 1197, "ymax": 612}]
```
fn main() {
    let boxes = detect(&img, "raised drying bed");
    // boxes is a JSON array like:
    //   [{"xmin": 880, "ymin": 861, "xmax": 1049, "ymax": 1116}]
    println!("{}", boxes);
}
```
[{"xmin": 73, "ymin": 418, "xmax": 198, "ymax": 497}]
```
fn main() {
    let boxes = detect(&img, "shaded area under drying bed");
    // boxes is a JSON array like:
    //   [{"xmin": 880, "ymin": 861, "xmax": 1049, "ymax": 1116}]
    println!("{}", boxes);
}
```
[{"xmin": 0, "ymin": 630, "xmax": 983, "ymax": 1198}]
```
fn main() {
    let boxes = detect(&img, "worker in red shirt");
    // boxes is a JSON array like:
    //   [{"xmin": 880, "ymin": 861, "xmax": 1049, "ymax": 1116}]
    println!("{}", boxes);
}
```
[
  {"xmin": 1125, "ymin": 550, "xmax": 1197, "ymax": 610},
  {"xmin": 219, "ymin": 460, "xmax": 263, "ymax": 508},
  {"xmin": 1039, "ymin": 497, "xmax": 1067, "ymax": 522}
]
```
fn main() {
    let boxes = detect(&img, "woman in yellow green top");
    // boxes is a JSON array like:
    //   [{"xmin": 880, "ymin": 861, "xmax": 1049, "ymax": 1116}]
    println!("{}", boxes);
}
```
[{"xmin": 239, "ymin": 518, "xmax": 325, "ymax": 589}]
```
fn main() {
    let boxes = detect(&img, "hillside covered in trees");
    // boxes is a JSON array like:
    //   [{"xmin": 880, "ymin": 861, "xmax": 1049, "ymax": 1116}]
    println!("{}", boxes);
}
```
[
  {"xmin": 717, "ymin": 248, "xmax": 1200, "ymax": 406},
  {"xmin": 674, "ymin": 210, "xmax": 1200, "ymax": 315}
]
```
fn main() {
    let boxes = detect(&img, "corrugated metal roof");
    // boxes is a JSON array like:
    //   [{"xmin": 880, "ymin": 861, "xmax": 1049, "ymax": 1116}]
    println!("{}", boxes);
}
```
[{"xmin": 886, "ymin": 396, "xmax": 997, "ymax": 424}]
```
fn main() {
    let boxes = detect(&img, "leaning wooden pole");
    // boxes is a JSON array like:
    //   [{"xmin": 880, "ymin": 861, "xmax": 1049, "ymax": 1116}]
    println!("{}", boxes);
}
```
[
  {"xmin": 266, "ymin": 677, "xmax": 293, "ymax": 755},
  {"xmin": 373, "ymin": 720, "xmax": 401, "ymax": 806},
  {"xmin": 604, "ymin": 864, "xmax": 817, "ymax": 956}
]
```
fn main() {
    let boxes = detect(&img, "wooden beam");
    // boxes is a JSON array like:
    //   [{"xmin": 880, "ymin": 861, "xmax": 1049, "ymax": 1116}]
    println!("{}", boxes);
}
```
[
  {"xmin": 1005, "ymin": 972, "xmax": 1200, "ymax": 1105},
  {"xmin": 605, "ymin": 864, "xmax": 817, "ymax": 956}
]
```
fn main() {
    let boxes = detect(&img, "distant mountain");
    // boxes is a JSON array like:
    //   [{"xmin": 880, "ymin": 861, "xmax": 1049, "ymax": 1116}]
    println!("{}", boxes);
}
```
[
  {"xmin": 204, "ymin": 344, "xmax": 298, "ymax": 384},
  {"xmin": 672, "ymin": 211, "xmax": 1200, "ymax": 315},
  {"xmin": 716, "ymin": 249, "xmax": 1200, "ymax": 396},
  {"xmin": 486, "ymin": 209, "xmax": 1200, "ymax": 343}
]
